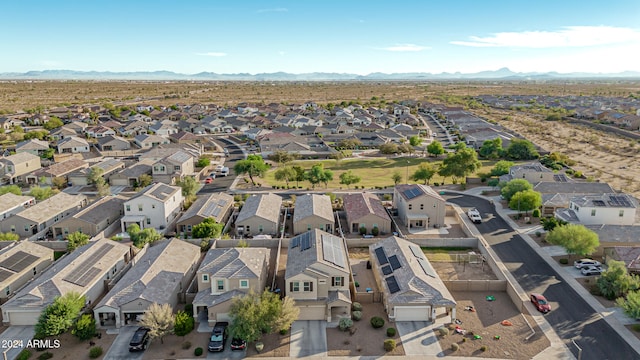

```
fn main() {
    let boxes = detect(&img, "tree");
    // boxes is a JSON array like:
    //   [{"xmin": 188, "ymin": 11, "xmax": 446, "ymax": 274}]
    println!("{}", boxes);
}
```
[
  {"xmin": 478, "ymin": 138, "xmax": 503, "ymax": 159},
  {"xmin": 268, "ymin": 150, "xmax": 298, "ymax": 165},
  {"xmin": 0, "ymin": 232, "xmax": 19, "ymax": 241},
  {"xmin": 140, "ymin": 303, "xmax": 175, "ymax": 344},
  {"xmin": 0, "ymin": 185, "xmax": 22, "ymax": 196},
  {"xmin": 391, "ymin": 171, "xmax": 402, "ymax": 185},
  {"xmin": 234, "ymin": 155, "xmax": 269, "ymax": 186},
  {"xmin": 490, "ymin": 160, "xmax": 514, "ymax": 176},
  {"xmin": 40, "ymin": 148, "xmax": 55, "ymax": 160},
  {"xmin": 192, "ymin": 218, "xmax": 223, "ymax": 239},
  {"xmin": 305, "ymin": 164, "xmax": 333, "ymax": 189},
  {"xmin": 500, "ymin": 179, "xmax": 533, "ymax": 202},
  {"xmin": 412, "ymin": 163, "xmax": 437, "ymax": 185},
  {"xmin": 88, "ymin": 168, "xmax": 110, "ymax": 197},
  {"xmin": 438, "ymin": 145, "xmax": 481, "ymax": 184},
  {"xmin": 506, "ymin": 139, "xmax": 539, "ymax": 160},
  {"xmin": 616, "ymin": 290, "xmax": 640, "ymax": 319},
  {"xmin": 274, "ymin": 167, "xmax": 297, "ymax": 187},
  {"xmin": 67, "ymin": 231, "xmax": 90, "ymax": 252},
  {"xmin": 29, "ymin": 186, "xmax": 57, "ymax": 201},
  {"xmin": 35, "ymin": 292, "xmax": 85, "ymax": 339},
  {"xmin": 72, "ymin": 314, "xmax": 96, "ymax": 341},
  {"xmin": 51, "ymin": 176, "xmax": 67, "ymax": 190},
  {"xmin": 174, "ymin": 310, "xmax": 195, "ymax": 337},
  {"xmin": 127, "ymin": 224, "xmax": 162, "ymax": 248},
  {"xmin": 409, "ymin": 136, "xmax": 422, "ymax": 147},
  {"xmin": 138, "ymin": 174, "xmax": 153, "ymax": 189},
  {"xmin": 176, "ymin": 176, "xmax": 198, "ymax": 198},
  {"xmin": 508, "ymin": 189, "xmax": 542, "ymax": 214},
  {"xmin": 43, "ymin": 117, "xmax": 64, "ymax": 130},
  {"xmin": 427, "ymin": 140, "xmax": 445, "ymax": 157},
  {"xmin": 379, "ymin": 143, "xmax": 399, "ymax": 155},
  {"xmin": 228, "ymin": 290, "xmax": 300, "ymax": 343},
  {"xmin": 291, "ymin": 165, "xmax": 305, "ymax": 188},
  {"xmin": 598, "ymin": 260, "xmax": 640, "ymax": 300},
  {"xmin": 339, "ymin": 170, "xmax": 361, "ymax": 189},
  {"xmin": 541, "ymin": 217, "xmax": 567, "ymax": 231},
  {"xmin": 196, "ymin": 157, "xmax": 210, "ymax": 168},
  {"xmin": 545, "ymin": 224, "xmax": 600, "ymax": 257}
]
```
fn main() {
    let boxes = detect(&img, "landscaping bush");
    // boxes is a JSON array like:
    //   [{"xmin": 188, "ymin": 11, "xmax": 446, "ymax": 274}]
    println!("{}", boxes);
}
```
[
  {"xmin": 352, "ymin": 302, "xmax": 363, "ymax": 311},
  {"xmin": 174, "ymin": 310, "xmax": 195, "ymax": 336},
  {"xmin": 359, "ymin": 226, "xmax": 367, "ymax": 235},
  {"xmin": 371, "ymin": 316, "xmax": 385, "ymax": 329},
  {"xmin": 559, "ymin": 258, "xmax": 569, "ymax": 265},
  {"xmin": 481, "ymin": 345, "xmax": 488, "ymax": 352},
  {"xmin": 354, "ymin": 281, "xmax": 360, "ymax": 287},
  {"xmin": 38, "ymin": 353, "xmax": 53, "ymax": 360},
  {"xmin": 632, "ymin": 324, "xmax": 640, "ymax": 332},
  {"xmin": 438, "ymin": 327, "xmax": 450, "ymax": 337},
  {"xmin": 88, "ymin": 347, "xmax": 103, "ymax": 359},
  {"xmin": 17, "ymin": 349, "xmax": 31, "ymax": 360},
  {"xmin": 384, "ymin": 339, "xmax": 396, "ymax": 351},
  {"xmin": 532, "ymin": 208, "xmax": 541, "ymax": 218},
  {"xmin": 194, "ymin": 347, "xmax": 204, "ymax": 356},
  {"xmin": 451, "ymin": 343, "xmax": 460, "ymax": 351},
  {"xmin": 280, "ymin": 328, "xmax": 288, "ymax": 335},
  {"xmin": 352, "ymin": 310, "xmax": 362, "ymax": 321},
  {"xmin": 182, "ymin": 341, "xmax": 192, "ymax": 349},
  {"xmin": 535, "ymin": 231, "xmax": 541, "ymax": 238},
  {"xmin": 184, "ymin": 303, "xmax": 194, "ymax": 316},
  {"xmin": 386, "ymin": 327, "xmax": 396, "ymax": 337},
  {"xmin": 371, "ymin": 226, "xmax": 379, "ymax": 236},
  {"xmin": 339, "ymin": 318, "xmax": 353, "ymax": 331}
]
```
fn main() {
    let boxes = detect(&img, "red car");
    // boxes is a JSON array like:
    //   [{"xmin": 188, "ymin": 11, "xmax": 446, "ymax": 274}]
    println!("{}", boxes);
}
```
[
  {"xmin": 205, "ymin": 177, "xmax": 213, "ymax": 184},
  {"xmin": 530, "ymin": 293, "xmax": 551, "ymax": 313}
]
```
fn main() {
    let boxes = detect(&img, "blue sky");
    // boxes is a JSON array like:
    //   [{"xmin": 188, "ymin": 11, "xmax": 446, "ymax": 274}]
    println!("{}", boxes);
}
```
[{"xmin": 2, "ymin": 0, "xmax": 639, "ymax": 74}]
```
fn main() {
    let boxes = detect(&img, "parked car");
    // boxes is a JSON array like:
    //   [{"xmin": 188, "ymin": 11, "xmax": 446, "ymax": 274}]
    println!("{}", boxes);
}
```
[
  {"xmin": 581, "ymin": 265, "xmax": 604, "ymax": 276},
  {"xmin": 205, "ymin": 177, "xmax": 213, "ymax": 184},
  {"xmin": 215, "ymin": 164, "xmax": 225, "ymax": 172},
  {"xmin": 574, "ymin": 259, "xmax": 601, "ymax": 269},
  {"xmin": 220, "ymin": 167, "xmax": 229, "ymax": 176},
  {"xmin": 129, "ymin": 327, "xmax": 151, "ymax": 352},
  {"xmin": 208, "ymin": 322, "xmax": 228, "ymax": 352},
  {"xmin": 530, "ymin": 293, "xmax": 551, "ymax": 313},
  {"xmin": 467, "ymin": 208, "xmax": 482, "ymax": 224},
  {"xmin": 230, "ymin": 338, "xmax": 247, "ymax": 351}
]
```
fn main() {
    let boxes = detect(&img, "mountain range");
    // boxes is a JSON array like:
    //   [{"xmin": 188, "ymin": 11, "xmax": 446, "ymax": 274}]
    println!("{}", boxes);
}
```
[{"xmin": 1, "ymin": 68, "xmax": 639, "ymax": 81}]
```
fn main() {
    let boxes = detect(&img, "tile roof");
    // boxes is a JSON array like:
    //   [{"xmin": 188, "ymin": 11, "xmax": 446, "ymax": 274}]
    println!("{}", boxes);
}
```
[
  {"xmin": 179, "ymin": 192, "xmax": 234, "ymax": 223},
  {"xmin": 0, "ymin": 193, "xmax": 35, "ymax": 212},
  {"xmin": 236, "ymin": 193, "xmax": 282, "ymax": 224},
  {"xmin": 16, "ymin": 139, "xmax": 50, "ymax": 151},
  {"xmin": 199, "ymin": 247, "xmax": 269, "ymax": 279},
  {"xmin": 0, "ymin": 152, "xmax": 40, "ymax": 165},
  {"xmin": 343, "ymin": 192, "xmax": 390, "ymax": 222},
  {"xmin": 293, "ymin": 194, "xmax": 334, "ymax": 223},
  {"xmin": 533, "ymin": 182, "xmax": 615, "ymax": 194},
  {"xmin": 31, "ymin": 158, "xmax": 88, "ymax": 177},
  {"xmin": 14, "ymin": 193, "xmax": 87, "ymax": 223},
  {"xmin": 285, "ymin": 229, "xmax": 349, "ymax": 279},
  {"xmin": 74, "ymin": 196, "xmax": 125, "ymax": 224}
]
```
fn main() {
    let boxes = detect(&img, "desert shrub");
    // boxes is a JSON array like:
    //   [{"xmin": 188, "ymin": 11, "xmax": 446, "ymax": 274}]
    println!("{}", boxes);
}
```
[
  {"xmin": 532, "ymin": 208, "xmax": 541, "ymax": 218},
  {"xmin": 174, "ymin": 310, "xmax": 195, "ymax": 336},
  {"xmin": 535, "ymin": 231, "xmax": 541, "ymax": 237},
  {"xmin": 371, "ymin": 316, "xmax": 385, "ymax": 329},
  {"xmin": 354, "ymin": 281, "xmax": 360, "ymax": 287},
  {"xmin": 371, "ymin": 227, "xmax": 379, "ymax": 236},
  {"xmin": 462, "ymin": 337, "xmax": 468, "ymax": 342},
  {"xmin": 194, "ymin": 347, "xmax": 204, "ymax": 356},
  {"xmin": 182, "ymin": 341, "xmax": 192, "ymax": 349},
  {"xmin": 339, "ymin": 318, "xmax": 353, "ymax": 331},
  {"xmin": 359, "ymin": 226, "xmax": 367, "ymax": 235},
  {"xmin": 438, "ymin": 327, "xmax": 450, "ymax": 337},
  {"xmin": 632, "ymin": 324, "xmax": 640, "ymax": 332},
  {"xmin": 386, "ymin": 327, "xmax": 396, "ymax": 337},
  {"xmin": 559, "ymin": 258, "xmax": 569, "ymax": 265},
  {"xmin": 352, "ymin": 302, "xmax": 363, "ymax": 311},
  {"xmin": 352, "ymin": 310, "xmax": 362, "ymax": 321},
  {"xmin": 17, "ymin": 349, "xmax": 32, "ymax": 360},
  {"xmin": 451, "ymin": 343, "xmax": 460, "ymax": 351},
  {"xmin": 89, "ymin": 347, "xmax": 103, "ymax": 359},
  {"xmin": 184, "ymin": 303, "xmax": 194, "ymax": 315},
  {"xmin": 38, "ymin": 353, "xmax": 53, "ymax": 360},
  {"xmin": 481, "ymin": 345, "xmax": 488, "ymax": 352},
  {"xmin": 384, "ymin": 339, "xmax": 396, "ymax": 351}
]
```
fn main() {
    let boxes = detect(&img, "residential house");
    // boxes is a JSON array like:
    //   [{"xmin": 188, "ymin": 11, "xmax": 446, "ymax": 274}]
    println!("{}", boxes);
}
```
[
  {"xmin": 285, "ymin": 229, "xmax": 351, "ymax": 321},
  {"xmin": 503, "ymin": 163, "xmax": 557, "ymax": 183},
  {"xmin": 49, "ymin": 126, "xmax": 77, "ymax": 141},
  {"xmin": 0, "ymin": 241, "xmax": 54, "ymax": 302},
  {"xmin": 0, "ymin": 193, "xmax": 88, "ymax": 239},
  {"xmin": 176, "ymin": 193, "xmax": 234, "ymax": 237},
  {"xmin": 52, "ymin": 196, "xmax": 125, "ymax": 240},
  {"xmin": 0, "ymin": 152, "xmax": 41, "ymax": 184},
  {"xmin": 109, "ymin": 160, "xmax": 153, "ymax": 187},
  {"xmin": 393, "ymin": 184, "xmax": 446, "ymax": 229},
  {"xmin": 151, "ymin": 151, "xmax": 194, "ymax": 185},
  {"xmin": 293, "ymin": 194, "xmax": 334, "ymax": 235},
  {"xmin": 68, "ymin": 158, "xmax": 125, "ymax": 186},
  {"xmin": 26, "ymin": 158, "xmax": 88, "ymax": 186},
  {"xmin": 192, "ymin": 247, "xmax": 270, "ymax": 325},
  {"xmin": 343, "ymin": 192, "xmax": 392, "ymax": 235},
  {"xmin": 96, "ymin": 135, "xmax": 131, "ymax": 151},
  {"xmin": 15, "ymin": 139, "xmax": 50, "ymax": 157},
  {"xmin": 555, "ymin": 193, "xmax": 637, "ymax": 226},
  {"xmin": 168, "ymin": 131, "xmax": 200, "ymax": 144},
  {"xmin": 118, "ymin": 121, "xmax": 149, "ymax": 136},
  {"xmin": 0, "ymin": 193, "xmax": 35, "ymax": 220},
  {"xmin": 369, "ymin": 236, "xmax": 456, "ymax": 322},
  {"xmin": 1, "ymin": 238, "xmax": 131, "ymax": 325},
  {"xmin": 85, "ymin": 126, "xmax": 116, "ymax": 138},
  {"xmin": 533, "ymin": 182, "xmax": 616, "ymax": 216},
  {"xmin": 235, "ymin": 193, "xmax": 283, "ymax": 237},
  {"xmin": 120, "ymin": 183, "xmax": 183, "ymax": 232},
  {"xmin": 604, "ymin": 247, "xmax": 640, "ymax": 274},
  {"xmin": 0, "ymin": 117, "xmax": 14, "ymax": 132},
  {"xmin": 149, "ymin": 121, "xmax": 178, "ymax": 136},
  {"xmin": 57, "ymin": 136, "xmax": 90, "ymax": 154},
  {"xmin": 134, "ymin": 134, "xmax": 170, "ymax": 149},
  {"xmin": 94, "ymin": 238, "xmax": 200, "ymax": 328}
]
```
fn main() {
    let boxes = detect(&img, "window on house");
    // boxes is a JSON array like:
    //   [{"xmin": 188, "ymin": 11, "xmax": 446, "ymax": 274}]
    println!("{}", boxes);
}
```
[
  {"xmin": 24, "ymin": 225, "xmax": 29, "ymax": 232},
  {"xmin": 332, "ymin": 277, "xmax": 344, "ymax": 287},
  {"xmin": 259, "ymin": 225, "xmax": 263, "ymax": 232},
  {"xmin": 146, "ymin": 218, "xmax": 151, "ymax": 225},
  {"xmin": 152, "ymin": 204, "xmax": 155, "ymax": 209},
  {"xmin": 187, "ymin": 225, "xmax": 192, "ymax": 232},
  {"xmin": 33, "ymin": 267, "xmax": 37, "ymax": 276},
  {"xmin": 112, "ymin": 266, "xmax": 117, "ymax": 275},
  {"xmin": 408, "ymin": 204, "xmax": 412, "ymax": 210},
  {"xmin": 174, "ymin": 166, "xmax": 180, "ymax": 171},
  {"xmin": 203, "ymin": 274, "xmax": 209, "ymax": 282},
  {"xmin": 420, "ymin": 204, "xmax": 424, "ymax": 210},
  {"xmin": 307, "ymin": 224, "xmax": 311, "ymax": 231},
  {"xmin": 303, "ymin": 282, "xmax": 313, "ymax": 292},
  {"xmin": 216, "ymin": 280, "xmax": 225, "ymax": 291},
  {"xmin": 591, "ymin": 209, "xmax": 596, "ymax": 216},
  {"xmin": 4, "ymin": 287, "xmax": 9, "ymax": 296},
  {"xmin": 126, "ymin": 205, "xmax": 131, "ymax": 212},
  {"xmin": 10, "ymin": 225, "xmax": 15, "ymax": 233},
  {"xmin": 620, "ymin": 210, "xmax": 625, "ymax": 217},
  {"xmin": 138, "ymin": 204, "xmax": 143, "ymax": 211},
  {"xmin": 291, "ymin": 282, "xmax": 300, "ymax": 292},
  {"xmin": 240, "ymin": 280, "xmax": 249, "ymax": 288}
]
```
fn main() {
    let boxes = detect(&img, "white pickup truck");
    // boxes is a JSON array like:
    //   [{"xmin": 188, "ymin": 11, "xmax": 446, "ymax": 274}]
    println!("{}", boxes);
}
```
[{"xmin": 467, "ymin": 208, "xmax": 482, "ymax": 224}]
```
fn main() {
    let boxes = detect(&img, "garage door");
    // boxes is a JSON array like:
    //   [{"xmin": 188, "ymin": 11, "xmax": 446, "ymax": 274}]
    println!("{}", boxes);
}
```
[
  {"xmin": 7, "ymin": 311, "xmax": 40, "ymax": 325},
  {"xmin": 216, "ymin": 312, "xmax": 230, "ymax": 322},
  {"xmin": 296, "ymin": 305, "xmax": 325, "ymax": 320},
  {"xmin": 394, "ymin": 306, "xmax": 430, "ymax": 321}
]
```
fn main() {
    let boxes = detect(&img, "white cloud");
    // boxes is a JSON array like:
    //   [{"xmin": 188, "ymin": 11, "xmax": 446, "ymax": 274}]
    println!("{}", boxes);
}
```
[
  {"xmin": 451, "ymin": 26, "xmax": 640, "ymax": 48},
  {"xmin": 196, "ymin": 52, "xmax": 227, "ymax": 57},
  {"xmin": 380, "ymin": 44, "xmax": 429, "ymax": 52},
  {"xmin": 257, "ymin": 7, "xmax": 288, "ymax": 13}
]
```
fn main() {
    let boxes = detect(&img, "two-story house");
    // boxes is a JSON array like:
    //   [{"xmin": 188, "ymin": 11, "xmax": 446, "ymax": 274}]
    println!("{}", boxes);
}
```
[
  {"xmin": 120, "ymin": 183, "xmax": 183, "ymax": 233},
  {"xmin": 0, "ymin": 152, "xmax": 41, "ymax": 184},
  {"xmin": 393, "ymin": 184, "xmax": 446, "ymax": 230},
  {"xmin": 502, "ymin": 162, "xmax": 557, "ymax": 184},
  {"xmin": 235, "ymin": 193, "xmax": 283, "ymax": 237},
  {"xmin": 151, "ymin": 151, "xmax": 194, "ymax": 185},
  {"xmin": 343, "ymin": 192, "xmax": 392, "ymax": 235},
  {"xmin": 193, "ymin": 247, "xmax": 270, "ymax": 325},
  {"xmin": 292, "ymin": 194, "xmax": 334, "ymax": 235},
  {"xmin": 0, "ymin": 241, "xmax": 54, "ymax": 302},
  {"xmin": 176, "ymin": 193, "xmax": 234, "ymax": 237},
  {"xmin": 0, "ymin": 193, "xmax": 35, "ymax": 220},
  {"xmin": 285, "ymin": 229, "xmax": 351, "ymax": 321},
  {"xmin": 555, "ymin": 193, "xmax": 637, "ymax": 226}
]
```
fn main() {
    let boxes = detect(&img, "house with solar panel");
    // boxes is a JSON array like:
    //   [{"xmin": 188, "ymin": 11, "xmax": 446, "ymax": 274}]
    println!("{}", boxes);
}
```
[
  {"xmin": 1, "ymin": 238, "xmax": 131, "ymax": 325},
  {"xmin": 0, "ymin": 241, "xmax": 54, "ymax": 302},
  {"xmin": 235, "ymin": 193, "xmax": 283, "ymax": 237},
  {"xmin": 177, "ymin": 193, "xmax": 234, "ymax": 237},
  {"xmin": 192, "ymin": 247, "xmax": 270, "ymax": 326},
  {"xmin": 343, "ymin": 192, "xmax": 392, "ymax": 235},
  {"xmin": 120, "ymin": 183, "xmax": 183, "ymax": 233},
  {"xmin": 555, "ymin": 193, "xmax": 637, "ymax": 226},
  {"xmin": 369, "ymin": 236, "xmax": 456, "ymax": 322},
  {"xmin": 292, "ymin": 194, "xmax": 335, "ymax": 235},
  {"xmin": 393, "ymin": 184, "xmax": 446, "ymax": 230},
  {"xmin": 285, "ymin": 229, "xmax": 351, "ymax": 321},
  {"xmin": 151, "ymin": 150, "xmax": 194, "ymax": 185},
  {"xmin": 93, "ymin": 238, "xmax": 200, "ymax": 328}
]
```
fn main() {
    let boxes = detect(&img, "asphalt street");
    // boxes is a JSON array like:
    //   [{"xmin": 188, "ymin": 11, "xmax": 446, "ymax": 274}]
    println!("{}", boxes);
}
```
[
  {"xmin": 198, "ymin": 137, "xmax": 244, "ymax": 194},
  {"xmin": 444, "ymin": 193, "xmax": 640, "ymax": 360}
]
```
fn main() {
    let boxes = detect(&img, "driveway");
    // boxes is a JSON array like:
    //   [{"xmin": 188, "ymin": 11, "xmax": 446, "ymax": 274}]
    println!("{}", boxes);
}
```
[
  {"xmin": 0, "ymin": 326, "xmax": 34, "ymax": 360},
  {"xmin": 396, "ymin": 321, "xmax": 443, "ymax": 356},
  {"xmin": 290, "ymin": 320, "xmax": 327, "ymax": 357},
  {"xmin": 103, "ymin": 326, "xmax": 144, "ymax": 360}
]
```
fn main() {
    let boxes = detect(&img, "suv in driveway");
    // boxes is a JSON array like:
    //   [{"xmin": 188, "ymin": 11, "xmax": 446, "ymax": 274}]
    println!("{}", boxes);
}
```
[
  {"xmin": 208, "ymin": 322, "xmax": 228, "ymax": 352},
  {"xmin": 467, "ymin": 208, "xmax": 482, "ymax": 224},
  {"xmin": 574, "ymin": 259, "xmax": 601, "ymax": 269},
  {"xmin": 581, "ymin": 265, "xmax": 604, "ymax": 276},
  {"xmin": 129, "ymin": 327, "xmax": 150, "ymax": 352}
]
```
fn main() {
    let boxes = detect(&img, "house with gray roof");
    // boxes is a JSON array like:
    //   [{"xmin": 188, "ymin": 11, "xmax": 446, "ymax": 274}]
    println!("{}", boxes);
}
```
[
  {"xmin": 0, "ymin": 193, "xmax": 35, "ymax": 220},
  {"xmin": 293, "ymin": 194, "xmax": 334, "ymax": 235},
  {"xmin": 534, "ymin": 182, "xmax": 616, "ymax": 215},
  {"xmin": 343, "ymin": 192, "xmax": 391, "ymax": 235},
  {"xmin": 1, "ymin": 238, "xmax": 131, "ymax": 325},
  {"xmin": 151, "ymin": 150, "xmax": 194, "ymax": 185},
  {"xmin": 68, "ymin": 158, "xmax": 125, "ymax": 186},
  {"xmin": 96, "ymin": 135, "xmax": 131, "ymax": 151},
  {"xmin": 25, "ymin": 158, "xmax": 88, "ymax": 186},
  {"xmin": 236, "ymin": 193, "xmax": 282, "ymax": 237},
  {"xmin": 94, "ymin": 238, "xmax": 200, "ymax": 328},
  {"xmin": 15, "ymin": 139, "xmax": 50, "ymax": 157},
  {"xmin": 604, "ymin": 247, "xmax": 640, "ymax": 274},
  {"xmin": 177, "ymin": 193, "xmax": 234, "ymax": 237},
  {"xmin": 52, "ymin": 196, "xmax": 125, "ymax": 240},
  {"xmin": 501, "ymin": 162, "xmax": 557, "ymax": 183},
  {"xmin": 109, "ymin": 159, "xmax": 153, "ymax": 187},
  {"xmin": 0, "ymin": 152, "xmax": 41, "ymax": 185},
  {"xmin": 0, "ymin": 241, "xmax": 54, "ymax": 302},
  {"xmin": 369, "ymin": 236, "xmax": 456, "ymax": 322},
  {"xmin": 393, "ymin": 184, "xmax": 446, "ymax": 230},
  {"xmin": 193, "ymin": 247, "xmax": 270, "ymax": 325},
  {"xmin": 120, "ymin": 183, "xmax": 183, "ymax": 233},
  {"xmin": 56, "ymin": 135, "xmax": 90, "ymax": 154},
  {"xmin": 285, "ymin": 229, "xmax": 351, "ymax": 321},
  {"xmin": 555, "ymin": 193, "xmax": 637, "ymax": 226},
  {"xmin": 134, "ymin": 134, "xmax": 170, "ymax": 149}
]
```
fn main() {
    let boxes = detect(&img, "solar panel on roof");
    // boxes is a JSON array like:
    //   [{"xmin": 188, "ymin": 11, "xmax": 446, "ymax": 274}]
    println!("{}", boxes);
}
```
[
  {"xmin": 301, "ymin": 232, "xmax": 312, "ymax": 251},
  {"xmin": 385, "ymin": 275, "xmax": 401, "ymax": 293},
  {"xmin": 63, "ymin": 243, "xmax": 115, "ymax": 287},
  {"xmin": 409, "ymin": 245, "xmax": 425, "ymax": 260},
  {"xmin": 389, "ymin": 255, "xmax": 401, "ymax": 270},
  {"xmin": 375, "ymin": 247, "xmax": 388, "ymax": 265},
  {"xmin": 0, "ymin": 268, "xmax": 14, "ymax": 282},
  {"xmin": 322, "ymin": 235, "xmax": 346, "ymax": 268},
  {"xmin": 381, "ymin": 265, "xmax": 393, "ymax": 275},
  {"xmin": 403, "ymin": 187, "xmax": 422, "ymax": 200},
  {"xmin": 417, "ymin": 258, "xmax": 437, "ymax": 278},
  {"xmin": 0, "ymin": 251, "xmax": 39, "ymax": 273}
]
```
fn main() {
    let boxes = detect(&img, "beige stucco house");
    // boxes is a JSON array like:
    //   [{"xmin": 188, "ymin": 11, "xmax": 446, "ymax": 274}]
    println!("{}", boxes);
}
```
[
  {"xmin": 292, "ymin": 194, "xmax": 334, "ymax": 235},
  {"xmin": 343, "ymin": 192, "xmax": 392, "ymax": 235},
  {"xmin": 0, "ymin": 193, "xmax": 35, "ymax": 220},
  {"xmin": 235, "ymin": 193, "xmax": 282, "ymax": 237},
  {"xmin": 0, "ymin": 241, "xmax": 54, "ymax": 301},
  {"xmin": 176, "ymin": 193, "xmax": 234, "ymax": 237},
  {"xmin": 120, "ymin": 183, "xmax": 183, "ymax": 233},
  {"xmin": 52, "ymin": 196, "xmax": 125, "ymax": 240},
  {"xmin": 0, "ymin": 152, "xmax": 41, "ymax": 184},
  {"xmin": 393, "ymin": 184, "xmax": 446, "ymax": 229},
  {"xmin": 151, "ymin": 151, "xmax": 194, "ymax": 185}
]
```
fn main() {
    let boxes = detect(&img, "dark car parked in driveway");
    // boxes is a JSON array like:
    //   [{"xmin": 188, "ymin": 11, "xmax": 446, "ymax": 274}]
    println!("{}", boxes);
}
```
[
  {"xmin": 208, "ymin": 321, "xmax": 228, "ymax": 352},
  {"xmin": 231, "ymin": 337, "xmax": 246, "ymax": 351},
  {"xmin": 129, "ymin": 327, "xmax": 150, "ymax": 352}
]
